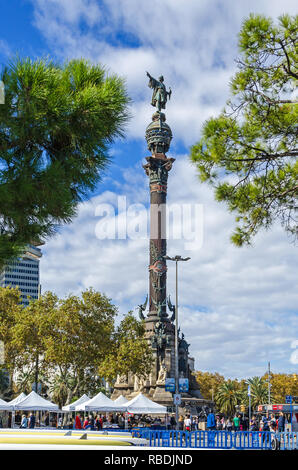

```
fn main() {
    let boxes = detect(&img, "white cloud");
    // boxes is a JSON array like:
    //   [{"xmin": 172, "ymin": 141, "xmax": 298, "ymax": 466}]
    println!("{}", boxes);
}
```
[
  {"xmin": 290, "ymin": 341, "xmax": 298, "ymax": 365},
  {"xmin": 41, "ymin": 156, "xmax": 298, "ymax": 379},
  {"xmin": 30, "ymin": 0, "xmax": 298, "ymax": 144},
  {"xmin": 29, "ymin": 0, "xmax": 298, "ymax": 379}
]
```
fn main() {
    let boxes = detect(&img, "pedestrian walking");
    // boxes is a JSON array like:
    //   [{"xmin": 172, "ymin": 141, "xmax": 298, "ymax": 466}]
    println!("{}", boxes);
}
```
[
  {"xmin": 20, "ymin": 414, "xmax": 28, "ymax": 428},
  {"xmin": 178, "ymin": 415, "xmax": 184, "ymax": 430},
  {"xmin": 170, "ymin": 414, "xmax": 176, "ymax": 430},
  {"xmin": 278, "ymin": 412, "xmax": 285, "ymax": 432},
  {"xmin": 242, "ymin": 416, "xmax": 248, "ymax": 431},
  {"xmin": 28, "ymin": 412, "xmax": 36, "ymax": 429},
  {"xmin": 233, "ymin": 414, "xmax": 240, "ymax": 432},
  {"xmin": 261, "ymin": 415, "xmax": 270, "ymax": 445},
  {"xmin": 44, "ymin": 413, "xmax": 49, "ymax": 427},
  {"xmin": 249, "ymin": 416, "xmax": 257, "ymax": 431},
  {"xmin": 192, "ymin": 416, "xmax": 198, "ymax": 431},
  {"xmin": 207, "ymin": 411, "xmax": 216, "ymax": 431},
  {"xmin": 269, "ymin": 414, "xmax": 277, "ymax": 432},
  {"xmin": 184, "ymin": 414, "xmax": 191, "ymax": 432},
  {"xmin": 226, "ymin": 418, "xmax": 233, "ymax": 432},
  {"xmin": 75, "ymin": 414, "xmax": 82, "ymax": 429}
]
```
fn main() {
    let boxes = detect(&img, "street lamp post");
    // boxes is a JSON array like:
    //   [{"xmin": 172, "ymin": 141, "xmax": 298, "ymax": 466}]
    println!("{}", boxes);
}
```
[
  {"xmin": 268, "ymin": 361, "xmax": 271, "ymax": 405},
  {"xmin": 248, "ymin": 385, "xmax": 251, "ymax": 427},
  {"xmin": 164, "ymin": 255, "xmax": 190, "ymax": 430}
]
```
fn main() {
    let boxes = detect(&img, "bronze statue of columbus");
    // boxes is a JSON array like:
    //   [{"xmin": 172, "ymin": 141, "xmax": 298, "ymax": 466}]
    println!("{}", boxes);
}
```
[{"xmin": 146, "ymin": 71, "xmax": 172, "ymax": 112}]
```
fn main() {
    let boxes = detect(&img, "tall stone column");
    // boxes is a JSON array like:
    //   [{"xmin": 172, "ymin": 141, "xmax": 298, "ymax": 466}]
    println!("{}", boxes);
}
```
[
  {"xmin": 141, "ymin": 111, "xmax": 176, "ymax": 402},
  {"xmin": 144, "ymin": 112, "xmax": 174, "ymax": 322},
  {"xmin": 111, "ymin": 74, "xmax": 206, "ymax": 408},
  {"xmin": 143, "ymin": 113, "xmax": 175, "ymax": 321}
]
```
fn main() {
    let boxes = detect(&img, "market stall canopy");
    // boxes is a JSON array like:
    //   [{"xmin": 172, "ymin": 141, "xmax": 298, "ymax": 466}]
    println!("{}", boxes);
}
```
[
  {"xmin": 7, "ymin": 392, "xmax": 27, "ymax": 406},
  {"xmin": 14, "ymin": 391, "xmax": 59, "ymax": 411},
  {"xmin": 124, "ymin": 393, "xmax": 167, "ymax": 414},
  {"xmin": 113, "ymin": 395, "xmax": 129, "ymax": 406},
  {"xmin": 62, "ymin": 394, "xmax": 91, "ymax": 412},
  {"xmin": 0, "ymin": 397, "xmax": 14, "ymax": 410},
  {"xmin": 75, "ymin": 392, "xmax": 124, "ymax": 412}
]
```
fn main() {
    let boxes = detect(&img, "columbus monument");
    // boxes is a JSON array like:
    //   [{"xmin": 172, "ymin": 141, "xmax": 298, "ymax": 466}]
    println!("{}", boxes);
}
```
[{"xmin": 112, "ymin": 73, "xmax": 210, "ymax": 413}]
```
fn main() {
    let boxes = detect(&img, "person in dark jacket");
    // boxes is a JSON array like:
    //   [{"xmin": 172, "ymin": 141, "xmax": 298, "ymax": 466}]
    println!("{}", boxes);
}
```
[
  {"xmin": 278, "ymin": 412, "xmax": 285, "ymax": 432},
  {"xmin": 29, "ymin": 413, "xmax": 36, "ymax": 429},
  {"xmin": 261, "ymin": 415, "xmax": 270, "ymax": 444},
  {"xmin": 207, "ymin": 411, "xmax": 216, "ymax": 430},
  {"xmin": 44, "ymin": 414, "xmax": 49, "ymax": 427},
  {"xmin": 170, "ymin": 415, "xmax": 176, "ymax": 430}
]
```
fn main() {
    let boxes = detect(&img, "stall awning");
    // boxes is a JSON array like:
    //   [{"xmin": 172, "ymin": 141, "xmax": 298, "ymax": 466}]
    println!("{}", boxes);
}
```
[
  {"xmin": 62, "ymin": 394, "xmax": 91, "ymax": 411},
  {"xmin": 14, "ymin": 391, "xmax": 59, "ymax": 411},
  {"xmin": 0, "ymin": 398, "xmax": 14, "ymax": 411},
  {"xmin": 124, "ymin": 393, "xmax": 167, "ymax": 414},
  {"xmin": 75, "ymin": 392, "xmax": 124, "ymax": 412}
]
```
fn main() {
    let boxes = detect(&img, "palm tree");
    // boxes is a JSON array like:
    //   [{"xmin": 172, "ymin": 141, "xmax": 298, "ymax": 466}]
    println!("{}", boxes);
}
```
[
  {"xmin": 246, "ymin": 376, "xmax": 268, "ymax": 407},
  {"xmin": 215, "ymin": 380, "xmax": 242, "ymax": 417},
  {"xmin": 15, "ymin": 369, "xmax": 35, "ymax": 395},
  {"xmin": 48, "ymin": 374, "xmax": 75, "ymax": 409}
]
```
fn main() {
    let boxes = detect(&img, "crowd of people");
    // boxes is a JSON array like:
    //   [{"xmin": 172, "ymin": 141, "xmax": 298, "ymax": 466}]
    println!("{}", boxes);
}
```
[
  {"xmin": 67, "ymin": 412, "xmax": 128, "ymax": 430},
  {"xmin": 206, "ymin": 411, "xmax": 287, "ymax": 433},
  {"xmin": 1, "ymin": 408, "xmax": 289, "ymax": 433}
]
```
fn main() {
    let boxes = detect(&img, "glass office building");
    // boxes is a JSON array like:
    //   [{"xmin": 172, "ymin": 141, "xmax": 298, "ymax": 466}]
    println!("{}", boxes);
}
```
[{"xmin": 0, "ymin": 244, "xmax": 42, "ymax": 306}]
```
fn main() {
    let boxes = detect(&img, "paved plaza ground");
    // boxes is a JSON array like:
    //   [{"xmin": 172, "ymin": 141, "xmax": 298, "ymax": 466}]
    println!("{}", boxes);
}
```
[{"xmin": 0, "ymin": 429, "xmax": 147, "ymax": 449}]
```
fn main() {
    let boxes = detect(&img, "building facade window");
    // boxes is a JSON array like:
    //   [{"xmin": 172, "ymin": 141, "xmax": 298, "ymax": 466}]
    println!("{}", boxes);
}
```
[{"xmin": 0, "ymin": 245, "xmax": 42, "ymax": 306}]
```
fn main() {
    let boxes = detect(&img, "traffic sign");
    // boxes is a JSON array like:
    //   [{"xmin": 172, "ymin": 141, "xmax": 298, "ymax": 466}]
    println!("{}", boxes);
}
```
[
  {"xmin": 173, "ymin": 394, "xmax": 181, "ymax": 405},
  {"xmin": 247, "ymin": 385, "xmax": 251, "ymax": 396},
  {"xmin": 285, "ymin": 395, "xmax": 292, "ymax": 404}
]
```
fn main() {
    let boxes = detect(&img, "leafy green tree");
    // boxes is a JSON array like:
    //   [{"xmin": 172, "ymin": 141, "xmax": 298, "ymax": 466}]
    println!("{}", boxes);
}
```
[
  {"xmin": 195, "ymin": 370, "xmax": 225, "ymax": 401},
  {"xmin": 191, "ymin": 14, "xmax": 298, "ymax": 246},
  {"xmin": 40, "ymin": 288, "xmax": 117, "ymax": 403},
  {"xmin": 4, "ymin": 287, "xmax": 152, "ymax": 404},
  {"xmin": 98, "ymin": 311, "xmax": 153, "ymax": 383},
  {"xmin": 10, "ymin": 291, "xmax": 59, "ymax": 392},
  {"xmin": 0, "ymin": 57, "xmax": 130, "ymax": 267},
  {"xmin": 262, "ymin": 372, "xmax": 297, "ymax": 403},
  {"xmin": 0, "ymin": 286, "xmax": 23, "ymax": 371}
]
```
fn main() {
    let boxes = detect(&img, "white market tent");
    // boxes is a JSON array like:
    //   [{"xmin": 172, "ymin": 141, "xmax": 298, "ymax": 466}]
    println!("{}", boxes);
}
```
[
  {"xmin": 14, "ymin": 391, "xmax": 59, "ymax": 411},
  {"xmin": 75, "ymin": 392, "xmax": 124, "ymax": 412},
  {"xmin": 0, "ymin": 397, "xmax": 13, "ymax": 411},
  {"xmin": 113, "ymin": 395, "xmax": 129, "ymax": 406},
  {"xmin": 62, "ymin": 394, "xmax": 91, "ymax": 412},
  {"xmin": 124, "ymin": 393, "xmax": 167, "ymax": 414},
  {"xmin": 7, "ymin": 392, "xmax": 27, "ymax": 406}
]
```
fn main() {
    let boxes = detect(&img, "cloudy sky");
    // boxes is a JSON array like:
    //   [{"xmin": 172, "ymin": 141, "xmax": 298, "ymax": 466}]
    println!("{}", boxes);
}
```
[{"xmin": 1, "ymin": 0, "xmax": 297, "ymax": 379}]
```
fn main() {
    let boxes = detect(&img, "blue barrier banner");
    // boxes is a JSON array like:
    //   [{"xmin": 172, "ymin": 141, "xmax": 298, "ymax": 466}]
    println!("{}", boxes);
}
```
[{"xmin": 132, "ymin": 429, "xmax": 298, "ymax": 450}]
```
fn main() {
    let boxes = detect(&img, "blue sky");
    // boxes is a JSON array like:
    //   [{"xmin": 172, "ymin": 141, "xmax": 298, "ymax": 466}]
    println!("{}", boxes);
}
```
[{"xmin": 1, "ymin": 0, "xmax": 297, "ymax": 379}]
